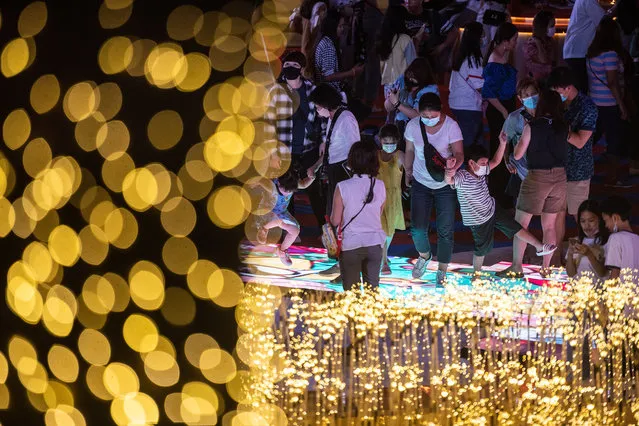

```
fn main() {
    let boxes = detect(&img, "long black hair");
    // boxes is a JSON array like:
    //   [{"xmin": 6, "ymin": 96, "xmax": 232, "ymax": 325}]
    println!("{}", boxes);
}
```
[
  {"xmin": 532, "ymin": 10, "xmax": 554, "ymax": 40},
  {"xmin": 453, "ymin": 22, "xmax": 483, "ymax": 71},
  {"xmin": 587, "ymin": 16, "xmax": 624, "ymax": 59},
  {"xmin": 534, "ymin": 89, "xmax": 566, "ymax": 132},
  {"xmin": 484, "ymin": 22, "xmax": 518, "ymax": 66},
  {"xmin": 307, "ymin": 8, "xmax": 341, "ymax": 80},
  {"xmin": 376, "ymin": 6, "xmax": 409, "ymax": 61},
  {"xmin": 577, "ymin": 200, "xmax": 609, "ymax": 245}
]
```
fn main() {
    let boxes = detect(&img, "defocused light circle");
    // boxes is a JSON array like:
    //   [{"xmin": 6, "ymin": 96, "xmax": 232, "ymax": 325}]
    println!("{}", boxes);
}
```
[
  {"xmin": 129, "ymin": 261, "xmax": 165, "ymax": 311},
  {"xmin": 18, "ymin": 2, "xmax": 48, "ymax": 38},
  {"xmin": 30, "ymin": 74, "xmax": 60, "ymax": 114},
  {"xmin": 147, "ymin": 110, "xmax": 183, "ymax": 150},
  {"xmin": 122, "ymin": 314, "xmax": 159, "ymax": 353},
  {"xmin": 3, "ymin": 108, "xmax": 31, "ymax": 150},
  {"xmin": 48, "ymin": 225, "xmax": 81, "ymax": 266},
  {"xmin": 1, "ymin": 38, "xmax": 30, "ymax": 77}
]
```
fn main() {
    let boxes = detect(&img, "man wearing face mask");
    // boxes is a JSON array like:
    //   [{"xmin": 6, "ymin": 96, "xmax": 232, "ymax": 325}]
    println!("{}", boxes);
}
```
[
  {"xmin": 265, "ymin": 51, "xmax": 327, "ymax": 228},
  {"xmin": 404, "ymin": 93, "xmax": 464, "ymax": 286},
  {"xmin": 548, "ymin": 67, "xmax": 598, "ymax": 262}
]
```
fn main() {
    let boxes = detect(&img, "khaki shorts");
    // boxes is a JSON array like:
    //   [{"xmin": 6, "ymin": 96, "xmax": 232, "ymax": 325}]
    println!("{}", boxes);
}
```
[
  {"xmin": 516, "ymin": 168, "xmax": 567, "ymax": 215},
  {"xmin": 566, "ymin": 179, "xmax": 590, "ymax": 216}
]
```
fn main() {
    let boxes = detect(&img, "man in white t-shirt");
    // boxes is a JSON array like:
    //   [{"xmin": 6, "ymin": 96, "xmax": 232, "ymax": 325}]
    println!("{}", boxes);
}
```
[
  {"xmin": 601, "ymin": 196, "xmax": 639, "ymax": 279},
  {"xmin": 404, "ymin": 92, "xmax": 464, "ymax": 286},
  {"xmin": 563, "ymin": 0, "xmax": 606, "ymax": 92}
]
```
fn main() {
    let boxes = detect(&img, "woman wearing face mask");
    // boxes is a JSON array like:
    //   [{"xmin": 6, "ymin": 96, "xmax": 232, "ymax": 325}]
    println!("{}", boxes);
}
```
[
  {"xmin": 501, "ymin": 78, "xmax": 540, "ymax": 201},
  {"xmin": 566, "ymin": 200, "xmax": 609, "ymax": 278},
  {"xmin": 502, "ymin": 89, "xmax": 568, "ymax": 278},
  {"xmin": 375, "ymin": 124, "xmax": 406, "ymax": 274},
  {"xmin": 524, "ymin": 10, "xmax": 556, "ymax": 82},
  {"xmin": 449, "ymin": 22, "xmax": 486, "ymax": 148},
  {"xmin": 600, "ymin": 196, "xmax": 639, "ymax": 280},
  {"xmin": 302, "ymin": 1, "xmax": 328, "ymax": 79},
  {"xmin": 385, "ymin": 57, "xmax": 439, "ymax": 145},
  {"xmin": 482, "ymin": 22, "xmax": 519, "ymax": 208},
  {"xmin": 404, "ymin": 93, "xmax": 464, "ymax": 286}
]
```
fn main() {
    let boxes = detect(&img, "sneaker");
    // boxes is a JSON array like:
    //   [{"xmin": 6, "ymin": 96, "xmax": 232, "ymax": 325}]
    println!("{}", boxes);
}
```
[
  {"xmin": 436, "ymin": 270, "xmax": 446, "ymax": 288},
  {"xmin": 277, "ymin": 248, "xmax": 293, "ymax": 266},
  {"xmin": 536, "ymin": 244, "xmax": 557, "ymax": 257},
  {"xmin": 412, "ymin": 254, "xmax": 432, "ymax": 279},
  {"xmin": 319, "ymin": 263, "xmax": 340, "ymax": 276},
  {"xmin": 381, "ymin": 264, "xmax": 391, "ymax": 275}
]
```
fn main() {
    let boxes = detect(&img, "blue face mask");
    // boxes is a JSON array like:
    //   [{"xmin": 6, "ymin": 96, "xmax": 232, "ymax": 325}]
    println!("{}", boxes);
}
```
[
  {"xmin": 421, "ymin": 116, "xmax": 440, "ymax": 127},
  {"xmin": 522, "ymin": 95, "xmax": 538, "ymax": 110},
  {"xmin": 560, "ymin": 94, "xmax": 568, "ymax": 102}
]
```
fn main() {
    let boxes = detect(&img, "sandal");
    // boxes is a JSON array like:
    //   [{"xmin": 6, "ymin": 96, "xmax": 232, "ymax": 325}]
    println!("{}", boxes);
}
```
[
  {"xmin": 381, "ymin": 264, "xmax": 391, "ymax": 275},
  {"xmin": 539, "ymin": 267, "xmax": 552, "ymax": 278},
  {"xmin": 277, "ymin": 248, "xmax": 293, "ymax": 266},
  {"xmin": 536, "ymin": 243, "xmax": 557, "ymax": 257}
]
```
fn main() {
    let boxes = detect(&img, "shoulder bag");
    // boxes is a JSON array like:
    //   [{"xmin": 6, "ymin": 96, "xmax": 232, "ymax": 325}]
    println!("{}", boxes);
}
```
[{"xmin": 419, "ymin": 119, "xmax": 447, "ymax": 182}]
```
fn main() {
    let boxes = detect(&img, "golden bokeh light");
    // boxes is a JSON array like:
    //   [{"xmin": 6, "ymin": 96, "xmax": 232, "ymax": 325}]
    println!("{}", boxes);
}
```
[
  {"xmin": 0, "ymin": 197, "xmax": 16, "ymax": 237},
  {"xmin": 122, "ymin": 167, "xmax": 158, "ymax": 212},
  {"xmin": 200, "ymin": 349, "xmax": 237, "ymax": 384},
  {"xmin": 104, "ymin": 0, "xmax": 133, "ymax": 9},
  {"xmin": 0, "ymin": 351, "xmax": 8, "ymax": 384},
  {"xmin": 147, "ymin": 110, "xmax": 183, "ymax": 150},
  {"xmin": 177, "ymin": 163, "xmax": 214, "ymax": 202},
  {"xmin": 78, "ymin": 224, "xmax": 110, "ymax": 265},
  {"xmin": 103, "ymin": 362, "xmax": 140, "ymax": 399},
  {"xmin": 210, "ymin": 35, "xmax": 248, "ymax": 73},
  {"xmin": 181, "ymin": 382, "xmax": 219, "ymax": 425},
  {"xmin": 82, "ymin": 274, "xmax": 116, "ymax": 315},
  {"xmin": 167, "ymin": 5, "xmax": 204, "ymax": 41},
  {"xmin": 18, "ymin": 2, "xmax": 48, "ymax": 38},
  {"xmin": 48, "ymin": 225, "xmax": 81, "ymax": 267},
  {"xmin": 160, "ymin": 197, "xmax": 196, "ymax": 237},
  {"xmin": 3, "ymin": 108, "xmax": 31, "ymax": 150},
  {"xmin": 160, "ymin": 287, "xmax": 196, "ymax": 326},
  {"xmin": 176, "ymin": 52, "xmax": 211, "ymax": 92},
  {"xmin": 129, "ymin": 261, "xmax": 165, "ymax": 310},
  {"xmin": 102, "ymin": 153, "xmax": 135, "ymax": 192},
  {"xmin": 96, "ymin": 120, "xmax": 130, "ymax": 161},
  {"xmin": 63, "ymin": 81, "xmax": 99, "ymax": 122},
  {"xmin": 186, "ymin": 259, "xmax": 219, "ymax": 300},
  {"xmin": 104, "ymin": 207, "xmax": 138, "ymax": 249},
  {"xmin": 42, "ymin": 285, "xmax": 78, "ymax": 337},
  {"xmin": 86, "ymin": 365, "xmax": 112, "ymax": 400},
  {"xmin": 226, "ymin": 370, "xmax": 252, "ymax": 404},
  {"xmin": 30, "ymin": 74, "xmax": 61, "ymax": 114},
  {"xmin": 145, "ymin": 42, "xmax": 185, "ymax": 89},
  {"xmin": 98, "ymin": 1, "xmax": 133, "ymax": 29},
  {"xmin": 143, "ymin": 349, "xmax": 180, "ymax": 387},
  {"xmin": 47, "ymin": 345, "xmax": 79, "ymax": 384},
  {"xmin": 75, "ymin": 114, "xmax": 106, "ymax": 152},
  {"xmin": 98, "ymin": 36, "xmax": 133, "ymax": 75},
  {"xmin": 162, "ymin": 236, "xmax": 198, "ymax": 275},
  {"xmin": 23, "ymin": 138, "xmax": 52, "ymax": 178},
  {"xmin": 207, "ymin": 185, "xmax": 251, "ymax": 229},
  {"xmin": 0, "ymin": 383, "xmax": 9, "ymax": 410},
  {"xmin": 44, "ymin": 405, "xmax": 87, "ymax": 426},
  {"xmin": 208, "ymin": 269, "xmax": 244, "ymax": 308},
  {"xmin": 1, "ymin": 38, "xmax": 31, "ymax": 78},
  {"xmin": 111, "ymin": 392, "xmax": 159, "ymax": 425},
  {"xmin": 94, "ymin": 82, "xmax": 123, "ymax": 121},
  {"xmin": 184, "ymin": 333, "xmax": 220, "ymax": 370},
  {"xmin": 122, "ymin": 314, "xmax": 159, "ymax": 354},
  {"xmin": 125, "ymin": 38, "xmax": 157, "ymax": 77},
  {"xmin": 78, "ymin": 329, "xmax": 111, "ymax": 366}
]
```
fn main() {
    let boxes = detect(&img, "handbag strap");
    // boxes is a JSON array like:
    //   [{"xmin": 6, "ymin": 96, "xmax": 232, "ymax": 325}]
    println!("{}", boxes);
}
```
[
  {"xmin": 323, "ymin": 107, "xmax": 346, "ymax": 167},
  {"xmin": 341, "ymin": 176, "xmax": 375, "ymax": 233},
  {"xmin": 588, "ymin": 58, "xmax": 611, "ymax": 90},
  {"xmin": 419, "ymin": 118, "xmax": 434, "ymax": 154}
]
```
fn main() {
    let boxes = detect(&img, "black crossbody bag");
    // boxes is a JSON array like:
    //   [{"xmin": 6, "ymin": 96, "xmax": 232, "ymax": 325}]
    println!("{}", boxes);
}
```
[{"xmin": 419, "ymin": 119, "xmax": 447, "ymax": 182}]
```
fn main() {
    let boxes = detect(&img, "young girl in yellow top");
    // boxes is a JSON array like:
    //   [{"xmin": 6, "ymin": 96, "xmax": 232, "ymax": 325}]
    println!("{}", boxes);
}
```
[{"xmin": 377, "ymin": 124, "xmax": 406, "ymax": 274}]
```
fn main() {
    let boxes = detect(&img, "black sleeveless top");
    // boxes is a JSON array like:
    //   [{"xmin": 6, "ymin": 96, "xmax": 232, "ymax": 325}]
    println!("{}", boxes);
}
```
[{"xmin": 527, "ymin": 117, "xmax": 567, "ymax": 170}]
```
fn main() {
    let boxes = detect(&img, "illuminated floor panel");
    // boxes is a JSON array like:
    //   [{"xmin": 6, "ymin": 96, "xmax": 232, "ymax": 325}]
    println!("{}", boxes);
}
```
[{"xmin": 239, "ymin": 243, "xmax": 568, "ymax": 295}]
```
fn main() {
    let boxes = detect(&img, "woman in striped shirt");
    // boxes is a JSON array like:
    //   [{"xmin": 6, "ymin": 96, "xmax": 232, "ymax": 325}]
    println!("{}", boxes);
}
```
[{"xmin": 586, "ymin": 16, "xmax": 632, "ymax": 185}]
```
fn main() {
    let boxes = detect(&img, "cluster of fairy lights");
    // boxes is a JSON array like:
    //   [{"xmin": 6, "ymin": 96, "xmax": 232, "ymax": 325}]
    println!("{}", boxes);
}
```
[
  {"xmin": 241, "ymin": 270, "xmax": 639, "ymax": 424},
  {"xmin": 0, "ymin": 0, "xmax": 302, "ymax": 425}
]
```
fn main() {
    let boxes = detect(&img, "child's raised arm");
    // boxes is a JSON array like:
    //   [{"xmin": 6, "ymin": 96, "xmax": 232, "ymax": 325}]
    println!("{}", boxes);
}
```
[
  {"xmin": 298, "ymin": 173, "xmax": 316, "ymax": 190},
  {"xmin": 489, "ymin": 130, "xmax": 509, "ymax": 171}
]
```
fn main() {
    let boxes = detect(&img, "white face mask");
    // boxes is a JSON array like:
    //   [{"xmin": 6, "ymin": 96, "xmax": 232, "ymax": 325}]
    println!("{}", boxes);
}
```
[
  {"xmin": 547, "ymin": 27, "xmax": 556, "ymax": 37},
  {"xmin": 475, "ymin": 164, "xmax": 489, "ymax": 176}
]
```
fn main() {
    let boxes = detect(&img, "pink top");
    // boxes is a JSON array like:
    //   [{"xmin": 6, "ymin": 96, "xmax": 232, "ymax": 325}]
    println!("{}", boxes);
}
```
[
  {"xmin": 524, "ymin": 36, "xmax": 554, "ymax": 81},
  {"xmin": 337, "ymin": 175, "xmax": 386, "ymax": 251}
]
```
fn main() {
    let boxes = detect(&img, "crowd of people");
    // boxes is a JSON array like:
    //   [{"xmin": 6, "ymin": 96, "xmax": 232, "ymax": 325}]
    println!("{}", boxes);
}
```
[{"xmin": 257, "ymin": 0, "xmax": 639, "ymax": 291}]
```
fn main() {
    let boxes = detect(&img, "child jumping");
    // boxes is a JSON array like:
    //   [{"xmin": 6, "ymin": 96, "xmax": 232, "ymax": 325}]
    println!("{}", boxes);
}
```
[
  {"xmin": 445, "ymin": 137, "xmax": 556, "ymax": 277},
  {"xmin": 256, "ymin": 169, "xmax": 315, "ymax": 266}
]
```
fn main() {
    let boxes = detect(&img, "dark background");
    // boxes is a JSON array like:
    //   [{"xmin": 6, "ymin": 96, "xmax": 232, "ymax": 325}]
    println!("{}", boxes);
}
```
[{"xmin": 0, "ymin": 1, "xmax": 251, "ymax": 423}]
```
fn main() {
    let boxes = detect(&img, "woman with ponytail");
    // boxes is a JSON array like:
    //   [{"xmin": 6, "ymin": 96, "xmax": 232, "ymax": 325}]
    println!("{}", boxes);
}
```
[{"xmin": 482, "ymin": 22, "xmax": 518, "ymax": 208}]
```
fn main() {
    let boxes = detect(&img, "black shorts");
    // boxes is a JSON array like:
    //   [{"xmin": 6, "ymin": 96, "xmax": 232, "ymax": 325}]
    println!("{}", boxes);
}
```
[{"xmin": 469, "ymin": 204, "xmax": 522, "ymax": 256}]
